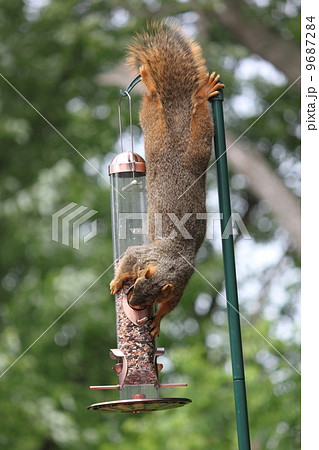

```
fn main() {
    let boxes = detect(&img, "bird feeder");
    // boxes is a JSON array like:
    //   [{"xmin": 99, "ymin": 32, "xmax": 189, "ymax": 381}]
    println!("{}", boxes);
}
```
[{"xmin": 88, "ymin": 79, "xmax": 191, "ymax": 413}]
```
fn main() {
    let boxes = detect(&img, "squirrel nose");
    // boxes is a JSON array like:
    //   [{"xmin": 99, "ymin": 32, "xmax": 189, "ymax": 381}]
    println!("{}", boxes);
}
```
[
  {"xmin": 127, "ymin": 282, "xmax": 144, "ymax": 308},
  {"xmin": 129, "ymin": 302, "xmax": 147, "ymax": 311}
]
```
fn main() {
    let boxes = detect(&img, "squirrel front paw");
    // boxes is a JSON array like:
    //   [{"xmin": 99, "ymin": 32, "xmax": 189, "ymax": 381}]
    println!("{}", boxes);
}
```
[
  {"xmin": 110, "ymin": 272, "xmax": 135, "ymax": 294},
  {"xmin": 150, "ymin": 317, "xmax": 161, "ymax": 338},
  {"xmin": 110, "ymin": 278, "xmax": 121, "ymax": 295},
  {"xmin": 149, "ymin": 290, "xmax": 174, "ymax": 337}
]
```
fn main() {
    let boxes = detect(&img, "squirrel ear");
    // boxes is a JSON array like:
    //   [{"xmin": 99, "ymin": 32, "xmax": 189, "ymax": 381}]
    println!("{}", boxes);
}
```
[
  {"xmin": 161, "ymin": 283, "xmax": 174, "ymax": 297},
  {"xmin": 144, "ymin": 265, "xmax": 157, "ymax": 279}
]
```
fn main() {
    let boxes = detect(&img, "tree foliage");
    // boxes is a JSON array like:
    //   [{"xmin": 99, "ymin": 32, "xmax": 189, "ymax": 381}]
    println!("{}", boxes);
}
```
[{"xmin": 0, "ymin": 1, "xmax": 300, "ymax": 449}]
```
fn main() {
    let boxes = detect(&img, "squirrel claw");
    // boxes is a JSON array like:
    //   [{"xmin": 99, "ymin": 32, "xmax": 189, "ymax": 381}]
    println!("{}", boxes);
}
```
[
  {"xmin": 209, "ymin": 88, "xmax": 223, "ymax": 98},
  {"xmin": 110, "ymin": 273, "xmax": 135, "ymax": 295},
  {"xmin": 150, "ymin": 325, "xmax": 160, "ymax": 338},
  {"xmin": 150, "ymin": 317, "xmax": 161, "ymax": 337},
  {"xmin": 110, "ymin": 279, "xmax": 121, "ymax": 295},
  {"xmin": 207, "ymin": 72, "xmax": 224, "ymax": 98}
]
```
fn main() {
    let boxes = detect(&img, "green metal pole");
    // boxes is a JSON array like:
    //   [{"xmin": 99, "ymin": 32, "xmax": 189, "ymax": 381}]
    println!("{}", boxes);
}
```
[{"xmin": 210, "ymin": 89, "xmax": 251, "ymax": 450}]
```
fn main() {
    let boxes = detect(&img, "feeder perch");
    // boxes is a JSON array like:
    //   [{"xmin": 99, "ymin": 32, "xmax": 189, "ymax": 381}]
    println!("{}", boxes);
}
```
[{"xmin": 88, "ymin": 84, "xmax": 191, "ymax": 413}]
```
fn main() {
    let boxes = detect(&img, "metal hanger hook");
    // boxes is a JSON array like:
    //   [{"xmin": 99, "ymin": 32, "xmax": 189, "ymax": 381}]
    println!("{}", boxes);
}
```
[{"xmin": 118, "ymin": 74, "xmax": 142, "ymax": 154}]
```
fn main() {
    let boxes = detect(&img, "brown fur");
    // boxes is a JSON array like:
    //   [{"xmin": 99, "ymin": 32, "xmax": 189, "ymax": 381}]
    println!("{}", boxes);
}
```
[{"xmin": 110, "ymin": 20, "xmax": 224, "ymax": 336}]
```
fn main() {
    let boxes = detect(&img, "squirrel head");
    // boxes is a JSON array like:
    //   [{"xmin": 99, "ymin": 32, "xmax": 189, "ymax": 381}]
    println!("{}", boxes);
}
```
[{"xmin": 128, "ymin": 265, "xmax": 174, "ymax": 308}]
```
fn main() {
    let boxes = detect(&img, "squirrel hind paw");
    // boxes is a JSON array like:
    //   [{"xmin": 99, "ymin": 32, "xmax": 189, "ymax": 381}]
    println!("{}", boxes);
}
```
[
  {"xmin": 194, "ymin": 72, "xmax": 224, "ymax": 104},
  {"xmin": 207, "ymin": 72, "xmax": 224, "ymax": 98}
]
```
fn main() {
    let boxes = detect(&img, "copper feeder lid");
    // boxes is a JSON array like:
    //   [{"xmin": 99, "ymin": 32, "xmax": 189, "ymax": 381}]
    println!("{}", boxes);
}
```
[{"xmin": 108, "ymin": 151, "xmax": 146, "ymax": 175}]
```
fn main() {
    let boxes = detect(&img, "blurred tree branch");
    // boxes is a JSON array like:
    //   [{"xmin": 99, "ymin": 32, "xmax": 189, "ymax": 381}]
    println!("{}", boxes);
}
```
[
  {"xmin": 209, "ymin": 0, "xmax": 300, "ymax": 87},
  {"xmin": 226, "ymin": 132, "xmax": 301, "ymax": 256}
]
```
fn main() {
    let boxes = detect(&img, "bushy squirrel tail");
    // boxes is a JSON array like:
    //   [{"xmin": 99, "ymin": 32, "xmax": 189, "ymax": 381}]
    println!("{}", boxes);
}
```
[{"xmin": 127, "ymin": 20, "xmax": 209, "ymax": 105}]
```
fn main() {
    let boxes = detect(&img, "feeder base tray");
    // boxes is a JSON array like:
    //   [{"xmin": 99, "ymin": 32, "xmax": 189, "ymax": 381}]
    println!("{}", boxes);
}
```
[{"xmin": 88, "ymin": 397, "xmax": 191, "ymax": 413}]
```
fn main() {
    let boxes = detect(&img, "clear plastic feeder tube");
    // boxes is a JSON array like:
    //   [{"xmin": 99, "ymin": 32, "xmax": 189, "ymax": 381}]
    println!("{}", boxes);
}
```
[
  {"xmin": 109, "ymin": 151, "xmax": 149, "ymax": 262},
  {"xmin": 88, "ymin": 81, "xmax": 191, "ymax": 413},
  {"xmin": 109, "ymin": 151, "xmax": 160, "ymax": 400}
]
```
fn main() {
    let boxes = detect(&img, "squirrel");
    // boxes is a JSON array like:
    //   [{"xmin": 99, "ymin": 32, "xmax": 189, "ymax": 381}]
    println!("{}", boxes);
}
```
[{"xmin": 110, "ymin": 20, "xmax": 224, "ymax": 337}]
